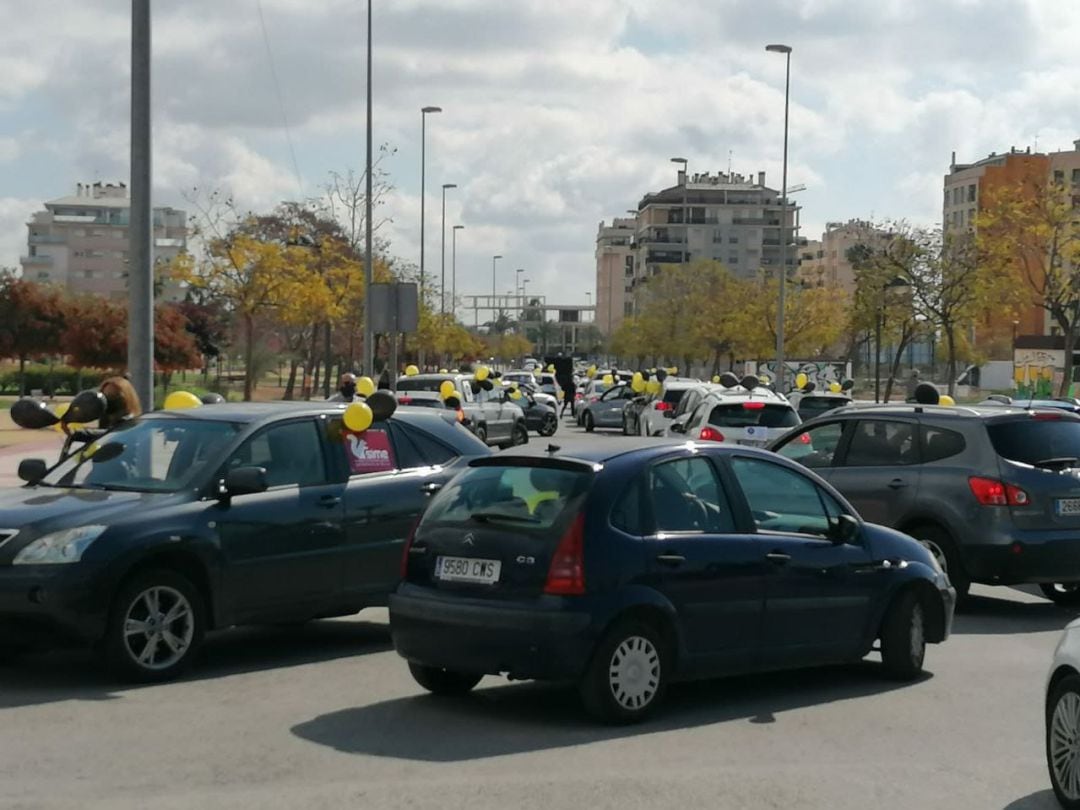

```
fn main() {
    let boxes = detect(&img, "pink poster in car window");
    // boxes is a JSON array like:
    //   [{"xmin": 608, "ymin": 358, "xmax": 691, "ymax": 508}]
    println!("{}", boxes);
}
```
[{"xmin": 343, "ymin": 429, "xmax": 395, "ymax": 474}]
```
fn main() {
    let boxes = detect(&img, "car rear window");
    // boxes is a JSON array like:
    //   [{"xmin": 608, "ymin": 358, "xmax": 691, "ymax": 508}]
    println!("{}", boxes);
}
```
[
  {"xmin": 987, "ymin": 418, "xmax": 1080, "ymax": 465},
  {"xmin": 397, "ymin": 378, "xmax": 452, "ymax": 393},
  {"xmin": 422, "ymin": 464, "xmax": 592, "ymax": 529},
  {"xmin": 399, "ymin": 396, "xmax": 445, "ymax": 409},
  {"xmin": 709, "ymin": 403, "xmax": 799, "ymax": 428},
  {"xmin": 663, "ymin": 389, "xmax": 688, "ymax": 404},
  {"xmin": 799, "ymin": 396, "xmax": 850, "ymax": 417}
]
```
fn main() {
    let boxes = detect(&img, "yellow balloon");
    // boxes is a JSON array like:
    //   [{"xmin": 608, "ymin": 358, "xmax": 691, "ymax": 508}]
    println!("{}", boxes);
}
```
[
  {"xmin": 405, "ymin": 364, "xmax": 420, "ymax": 377},
  {"xmin": 587, "ymin": 365, "xmax": 597, "ymax": 378},
  {"xmin": 443, "ymin": 389, "xmax": 463, "ymax": 403},
  {"xmin": 439, "ymin": 380, "xmax": 456, "ymax": 399},
  {"xmin": 163, "ymin": 391, "xmax": 202, "ymax": 410},
  {"xmin": 669, "ymin": 367, "xmax": 678, "ymax": 375},
  {"xmin": 476, "ymin": 366, "xmax": 491, "ymax": 382},
  {"xmin": 829, "ymin": 381, "xmax": 842, "ymax": 394},
  {"xmin": 53, "ymin": 402, "xmax": 70, "ymax": 433},
  {"xmin": 795, "ymin": 372, "xmax": 809, "ymax": 389},
  {"xmin": 646, "ymin": 379, "xmax": 661, "ymax": 395},
  {"xmin": 712, "ymin": 375, "xmax": 721, "ymax": 384},
  {"xmin": 356, "ymin": 376, "xmax": 376, "ymax": 397},
  {"xmin": 602, "ymin": 374, "xmax": 615, "ymax": 386},
  {"xmin": 510, "ymin": 389, "xmax": 523, "ymax": 400},
  {"xmin": 343, "ymin": 401, "xmax": 374, "ymax": 432},
  {"xmin": 438, "ymin": 368, "xmax": 448, "ymax": 374},
  {"xmin": 547, "ymin": 364, "xmax": 555, "ymax": 373},
  {"xmin": 631, "ymin": 376, "xmax": 645, "ymax": 393},
  {"xmin": 938, "ymin": 394, "xmax": 956, "ymax": 407}
]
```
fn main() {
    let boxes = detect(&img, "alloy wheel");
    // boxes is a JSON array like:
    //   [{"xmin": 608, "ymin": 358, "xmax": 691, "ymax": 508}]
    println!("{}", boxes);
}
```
[
  {"xmin": 918, "ymin": 538, "xmax": 949, "ymax": 573},
  {"xmin": 123, "ymin": 585, "xmax": 195, "ymax": 671},
  {"xmin": 1051, "ymin": 690, "xmax": 1080, "ymax": 801}
]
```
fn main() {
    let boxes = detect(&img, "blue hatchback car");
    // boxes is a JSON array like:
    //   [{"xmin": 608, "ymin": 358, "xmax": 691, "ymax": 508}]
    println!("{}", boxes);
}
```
[{"xmin": 390, "ymin": 439, "xmax": 954, "ymax": 723}]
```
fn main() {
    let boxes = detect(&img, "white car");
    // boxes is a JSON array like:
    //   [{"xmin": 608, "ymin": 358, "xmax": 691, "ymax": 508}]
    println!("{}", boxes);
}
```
[
  {"xmin": 635, "ymin": 380, "xmax": 702, "ymax": 438},
  {"xmin": 1045, "ymin": 621, "xmax": 1080, "ymax": 807},
  {"xmin": 670, "ymin": 387, "xmax": 800, "ymax": 447}
]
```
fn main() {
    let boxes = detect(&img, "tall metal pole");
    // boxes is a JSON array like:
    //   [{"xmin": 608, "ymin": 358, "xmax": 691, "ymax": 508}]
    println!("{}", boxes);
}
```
[
  {"xmin": 875, "ymin": 306, "xmax": 883, "ymax": 403},
  {"xmin": 362, "ymin": 0, "xmax": 374, "ymax": 378},
  {"xmin": 129, "ymin": 0, "xmax": 153, "ymax": 410},
  {"xmin": 767, "ymin": 44, "xmax": 792, "ymax": 394},
  {"xmin": 492, "ymin": 254, "xmax": 502, "ymax": 300},
  {"xmin": 452, "ymin": 225, "xmax": 464, "ymax": 318},
  {"xmin": 440, "ymin": 183, "xmax": 455, "ymax": 316}
]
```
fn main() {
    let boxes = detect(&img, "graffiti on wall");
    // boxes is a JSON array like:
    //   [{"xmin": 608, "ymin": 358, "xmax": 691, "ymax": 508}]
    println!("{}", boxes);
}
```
[
  {"xmin": 752, "ymin": 361, "xmax": 853, "ymax": 392},
  {"xmin": 1013, "ymin": 349, "xmax": 1060, "ymax": 399}
]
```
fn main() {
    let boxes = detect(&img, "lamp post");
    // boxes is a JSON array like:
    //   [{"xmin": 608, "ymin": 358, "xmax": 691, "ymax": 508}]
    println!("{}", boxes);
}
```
[
  {"xmin": 492, "ymin": 254, "xmax": 503, "ymax": 301},
  {"xmin": 440, "ymin": 183, "xmax": 456, "ymax": 315},
  {"xmin": 362, "ymin": 0, "xmax": 375, "ymax": 379},
  {"xmin": 419, "ymin": 106, "xmax": 442, "ymax": 306},
  {"xmin": 670, "ymin": 157, "xmax": 688, "ymax": 262},
  {"xmin": 515, "ymin": 267, "xmax": 525, "ymax": 297},
  {"xmin": 451, "ymin": 225, "xmax": 464, "ymax": 318},
  {"xmin": 766, "ymin": 43, "xmax": 792, "ymax": 394},
  {"xmin": 586, "ymin": 291, "xmax": 592, "ymax": 307},
  {"xmin": 875, "ymin": 276, "xmax": 911, "ymax": 403}
]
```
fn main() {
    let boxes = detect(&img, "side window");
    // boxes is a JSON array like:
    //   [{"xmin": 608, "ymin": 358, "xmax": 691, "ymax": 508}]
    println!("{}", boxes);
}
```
[
  {"xmin": 920, "ymin": 425, "xmax": 966, "ymax": 463},
  {"xmin": 648, "ymin": 457, "xmax": 735, "ymax": 534},
  {"xmin": 685, "ymin": 402, "xmax": 709, "ymax": 430},
  {"xmin": 776, "ymin": 422, "xmax": 845, "ymax": 469},
  {"xmin": 600, "ymin": 385, "xmax": 623, "ymax": 402},
  {"xmin": 611, "ymin": 475, "xmax": 645, "ymax": 535},
  {"xmin": 392, "ymin": 424, "xmax": 456, "ymax": 469},
  {"xmin": 730, "ymin": 457, "xmax": 832, "ymax": 538},
  {"xmin": 844, "ymin": 420, "xmax": 917, "ymax": 467},
  {"xmin": 227, "ymin": 421, "xmax": 327, "ymax": 489}
]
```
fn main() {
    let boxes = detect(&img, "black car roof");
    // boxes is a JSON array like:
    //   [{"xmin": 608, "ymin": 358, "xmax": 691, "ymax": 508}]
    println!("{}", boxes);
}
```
[
  {"xmin": 143, "ymin": 401, "xmax": 454, "ymax": 428},
  {"xmin": 472, "ymin": 437, "xmax": 777, "ymax": 469},
  {"xmin": 822, "ymin": 402, "xmax": 1080, "ymax": 422}
]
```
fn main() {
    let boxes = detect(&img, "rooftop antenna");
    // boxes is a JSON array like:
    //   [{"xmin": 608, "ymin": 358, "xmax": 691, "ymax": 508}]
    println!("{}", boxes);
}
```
[{"xmin": 728, "ymin": 150, "xmax": 733, "ymax": 176}]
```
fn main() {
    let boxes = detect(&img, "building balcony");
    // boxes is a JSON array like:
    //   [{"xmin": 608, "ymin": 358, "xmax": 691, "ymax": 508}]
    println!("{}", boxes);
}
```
[
  {"xmin": 20, "ymin": 254, "xmax": 53, "ymax": 265},
  {"xmin": 28, "ymin": 234, "xmax": 66, "ymax": 245}
]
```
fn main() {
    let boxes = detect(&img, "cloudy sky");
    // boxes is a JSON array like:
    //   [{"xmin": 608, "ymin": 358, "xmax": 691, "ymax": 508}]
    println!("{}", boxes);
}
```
[{"xmin": 2, "ymin": 0, "xmax": 1079, "ymax": 308}]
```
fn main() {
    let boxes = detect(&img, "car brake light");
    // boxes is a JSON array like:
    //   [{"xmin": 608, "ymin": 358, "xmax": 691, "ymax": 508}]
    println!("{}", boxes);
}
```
[
  {"xmin": 398, "ymin": 396, "xmax": 413, "ymax": 405},
  {"xmin": 798, "ymin": 432, "xmax": 811, "ymax": 444},
  {"xmin": 742, "ymin": 401, "xmax": 765, "ymax": 410},
  {"xmin": 400, "ymin": 518, "xmax": 420, "ymax": 578},
  {"xmin": 655, "ymin": 401, "xmax": 672, "ymax": 411},
  {"xmin": 969, "ymin": 476, "xmax": 1029, "ymax": 506},
  {"xmin": 1034, "ymin": 411, "xmax": 1063, "ymax": 420},
  {"xmin": 544, "ymin": 513, "xmax": 586, "ymax": 595},
  {"xmin": 699, "ymin": 426, "xmax": 725, "ymax": 442}
]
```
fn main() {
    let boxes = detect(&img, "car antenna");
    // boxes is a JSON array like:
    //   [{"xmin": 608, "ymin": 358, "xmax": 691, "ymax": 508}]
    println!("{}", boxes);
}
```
[{"xmin": 546, "ymin": 444, "xmax": 561, "ymax": 454}]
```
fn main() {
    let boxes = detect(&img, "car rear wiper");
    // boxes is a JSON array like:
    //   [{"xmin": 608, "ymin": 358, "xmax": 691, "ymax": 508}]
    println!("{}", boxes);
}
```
[
  {"xmin": 470, "ymin": 511, "xmax": 541, "ymax": 524},
  {"xmin": 1032, "ymin": 457, "xmax": 1080, "ymax": 471}
]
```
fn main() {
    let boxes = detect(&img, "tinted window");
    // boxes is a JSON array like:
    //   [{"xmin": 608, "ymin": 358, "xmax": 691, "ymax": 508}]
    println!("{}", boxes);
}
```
[
  {"xmin": 776, "ymin": 422, "xmax": 844, "ymax": 468},
  {"xmin": 987, "ymin": 419, "xmax": 1080, "ymax": 465},
  {"xmin": 392, "ymin": 424, "xmax": 456, "ymax": 468},
  {"xmin": 920, "ymin": 426, "xmax": 967, "ymax": 462},
  {"xmin": 844, "ymin": 420, "xmax": 917, "ymax": 466},
  {"xmin": 649, "ymin": 457, "xmax": 734, "ymax": 533},
  {"xmin": 397, "ymin": 377, "xmax": 454, "ymax": 393},
  {"xmin": 730, "ymin": 457, "xmax": 832, "ymax": 538},
  {"xmin": 798, "ymin": 396, "xmax": 851, "ymax": 419},
  {"xmin": 229, "ymin": 420, "xmax": 327, "ymax": 488},
  {"xmin": 423, "ymin": 464, "xmax": 591, "ymax": 529},
  {"xmin": 611, "ymin": 476, "xmax": 645, "ymax": 534},
  {"xmin": 708, "ymin": 402, "xmax": 799, "ymax": 428},
  {"xmin": 662, "ymin": 388, "xmax": 688, "ymax": 405}
]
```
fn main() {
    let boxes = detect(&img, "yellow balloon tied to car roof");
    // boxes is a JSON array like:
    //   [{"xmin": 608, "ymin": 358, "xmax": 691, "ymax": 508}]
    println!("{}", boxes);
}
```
[
  {"xmin": 587, "ymin": 365, "xmax": 597, "ymax": 378},
  {"xmin": 404, "ymin": 364, "xmax": 420, "ymax": 377},
  {"xmin": 439, "ymin": 380, "xmax": 456, "ymax": 399},
  {"xmin": 795, "ymin": 372, "xmax": 809, "ymax": 389},
  {"xmin": 829, "ymin": 381, "xmax": 842, "ymax": 394},
  {"xmin": 163, "ymin": 391, "xmax": 202, "ymax": 410},
  {"xmin": 343, "ymin": 401, "xmax": 374, "ymax": 432},
  {"xmin": 475, "ymin": 365, "xmax": 490, "ymax": 381},
  {"xmin": 646, "ymin": 379, "xmax": 661, "ymax": 395},
  {"xmin": 356, "ymin": 376, "xmax": 376, "ymax": 397},
  {"xmin": 52, "ymin": 402, "xmax": 86, "ymax": 433},
  {"xmin": 938, "ymin": 394, "xmax": 956, "ymax": 406},
  {"xmin": 602, "ymin": 374, "xmax": 614, "ymax": 385}
]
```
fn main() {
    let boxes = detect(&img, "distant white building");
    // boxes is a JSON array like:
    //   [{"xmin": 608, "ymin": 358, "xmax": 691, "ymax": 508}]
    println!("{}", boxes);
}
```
[{"xmin": 20, "ymin": 182, "xmax": 188, "ymax": 300}]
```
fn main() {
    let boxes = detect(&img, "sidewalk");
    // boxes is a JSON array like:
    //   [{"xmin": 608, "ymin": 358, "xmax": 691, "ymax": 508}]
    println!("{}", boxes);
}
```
[{"xmin": 0, "ymin": 435, "xmax": 64, "ymax": 488}]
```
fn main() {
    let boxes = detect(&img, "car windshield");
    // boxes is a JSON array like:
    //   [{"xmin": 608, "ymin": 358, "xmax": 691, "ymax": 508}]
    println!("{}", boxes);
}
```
[
  {"xmin": 709, "ymin": 402, "xmax": 800, "ymax": 428},
  {"xmin": 987, "ymin": 418, "xmax": 1080, "ymax": 466},
  {"xmin": 423, "ymin": 464, "xmax": 592, "ymax": 529},
  {"xmin": 799, "ymin": 396, "xmax": 851, "ymax": 417},
  {"xmin": 42, "ymin": 417, "xmax": 241, "ymax": 493},
  {"xmin": 397, "ymin": 377, "xmax": 455, "ymax": 393}
]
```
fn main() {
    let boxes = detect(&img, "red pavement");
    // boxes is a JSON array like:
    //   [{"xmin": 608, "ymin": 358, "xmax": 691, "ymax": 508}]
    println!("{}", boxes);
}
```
[{"xmin": 0, "ymin": 436, "xmax": 64, "ymax": 488}]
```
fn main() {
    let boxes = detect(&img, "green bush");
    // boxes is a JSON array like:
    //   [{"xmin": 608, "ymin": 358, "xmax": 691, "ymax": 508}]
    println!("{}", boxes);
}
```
[{"xmin": 0, "ymin": 365, "xmax": 105, "ymax": 396}]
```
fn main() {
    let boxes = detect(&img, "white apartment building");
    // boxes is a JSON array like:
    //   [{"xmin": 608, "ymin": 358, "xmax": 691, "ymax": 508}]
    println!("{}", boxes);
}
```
[
  {"xmin": 20, "ymin": 182, "xmax": 188, "ymax": 300},
  {"xmin": 594, "ymin": 217, "xmax": 634, "ymax": 335}
]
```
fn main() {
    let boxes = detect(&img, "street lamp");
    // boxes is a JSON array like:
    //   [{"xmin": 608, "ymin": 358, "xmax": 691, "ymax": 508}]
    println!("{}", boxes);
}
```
[
  {"xmin": 419, "ymin": 106, "xmax": 442, "ymax": 306},
  {"xmin": 440, "ymin": 182, "xmax": 457, "ymax": 315},
  {"xmin": 492, "ymin": 254, "xmax": 503, "ymax": 300},
  {"xmin": 451, "ymin": 225, "xmax": 464, "ymax": 318},
  {"xmin": 515, "ymin": 267, "xmax": 525, "ymax": 297},
  {"xmin": 671, "ymin": 157, "xmax": 689, "ymax": 262},
  {"xmin": 875, "ymin": 276, "xmax": 911, "ymax": 403},
  {"xmin": 586, "ymin": 291, "xmax": 592, "ymax": 306},
  {"xmin": 362, "ymin": 0, "xmax": 375, "ymax": 379},
  {"xmin": 766, "ymin": 42, "xmax": 792, "ymax": 394}
]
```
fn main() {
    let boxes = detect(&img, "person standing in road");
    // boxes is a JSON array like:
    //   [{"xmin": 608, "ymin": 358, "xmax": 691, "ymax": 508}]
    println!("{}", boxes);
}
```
[
  {"xmin": 327, "ymin": 373, "xmax": 358, "ymax": 402},
  {"xmin": 561, "ymin": 377, "xmax": 576, "ymax": 418}
]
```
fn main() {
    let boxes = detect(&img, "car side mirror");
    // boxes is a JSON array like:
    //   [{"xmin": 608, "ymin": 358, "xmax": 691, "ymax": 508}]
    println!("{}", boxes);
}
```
[
  {"xmin": 830, "ymin": 513, "xmax": 860, "ymax": 544},
  {"xmin": 220, "ymin": 466, "xmax": 269, "ymax": 500},
  {"xmin": 670, "ymin": 422, "xmax": 685, "ymax": 434},
  {"xmin": 663, "ymin": 410, "xmax": 674, "ymax": 419},
  {"xmin": 18, "ymin": 458, "xmax": 47, "ymax": 485}
]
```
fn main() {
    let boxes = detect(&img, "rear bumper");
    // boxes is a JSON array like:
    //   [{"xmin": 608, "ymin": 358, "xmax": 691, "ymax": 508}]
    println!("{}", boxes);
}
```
[
  {"xmin": 390, "ymin": 586, "xmax": 595, "ymax": 681},
  {"xmin": 0, "ymin": 563, "xmax": 109, "ymax": 648},
  {"xmin": 964, "ymin": 530, "xmax": 1080, "ymax": 584}
]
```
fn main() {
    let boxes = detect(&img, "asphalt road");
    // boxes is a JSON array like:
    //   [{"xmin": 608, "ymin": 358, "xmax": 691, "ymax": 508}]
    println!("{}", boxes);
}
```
[{"xmin": 0, "ymin": 421, "xmax": 1070, "ymax": 810}]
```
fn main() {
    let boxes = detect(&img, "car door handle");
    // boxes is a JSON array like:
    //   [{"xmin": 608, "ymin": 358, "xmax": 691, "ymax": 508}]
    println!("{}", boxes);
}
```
[
  {"xmin": 655, "ymin": 553, "xmax": 686, "ymax": 566},
  {"xmin": 887, "ymin": 478, "xmax": 908, "ymax": 490},
  {"xmin": 317, "ymin": 495, "xmax": 341, "ymax": 508},
  {"xmin": 419, "ymin": 482, "xmax": 443, "ymax": 495},
  {"xmin": 766, "ymin": 551, "xmax": 792, "ymax": 564}
]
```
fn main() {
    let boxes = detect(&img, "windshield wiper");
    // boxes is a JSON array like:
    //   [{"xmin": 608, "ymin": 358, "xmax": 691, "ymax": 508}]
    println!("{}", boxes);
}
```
[
  {"xmin": 1032, "ymin": 457, "xmax": 1080, "ymax": 471},
  {"xmin": 471, "ymin": 511, "xmax": 541, "ymax": 524}
]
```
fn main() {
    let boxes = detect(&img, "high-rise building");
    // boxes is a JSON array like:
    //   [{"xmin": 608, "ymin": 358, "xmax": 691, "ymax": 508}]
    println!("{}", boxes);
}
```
[
  {"xmin": 20, "ymin": 182, "xmax": 188, "ymax": 300},
  {"xmin": 594, "ymin": 217, "xmax": 634, "ymax": 335}
]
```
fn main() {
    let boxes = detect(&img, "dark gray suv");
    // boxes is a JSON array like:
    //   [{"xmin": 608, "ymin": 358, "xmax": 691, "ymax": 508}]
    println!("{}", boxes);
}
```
[{"xmin": 769, "ymin": 403, "xmax": 1080, "ymax": 605}]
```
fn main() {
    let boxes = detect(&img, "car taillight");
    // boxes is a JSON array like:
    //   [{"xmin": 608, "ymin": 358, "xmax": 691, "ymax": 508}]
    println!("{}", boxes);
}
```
[
  {"xmin": 397, "ymin": 396, "xmax": 413, "ymax": 405},
  {"xmin": 742, "ymin": 401, "xmax": 765, "ymax": 410},
  {"xmin": 699, "ymin": 426, "xmax": 725, "ymax": 442},
  {"xmin": 968, "ymin": 476, "xmax": 1029, "ymax": 506},
  {"xmin": 1034, "ymin": 411, "xmax": 1063, "ymax": 420},
  {"xmin": 798, "ymin": 432, "xmax": 811, "ymax": 444},
  {"xmin": 544, "ymin": 513, "xmax": 586, "ymax": 595},
  {"xmin": 655, "ymin": 401, "xmax": 672, "ymax": 411},
  {"xmin": 400, "ymin": 519, "xmax": 420, "ymax": 578}
]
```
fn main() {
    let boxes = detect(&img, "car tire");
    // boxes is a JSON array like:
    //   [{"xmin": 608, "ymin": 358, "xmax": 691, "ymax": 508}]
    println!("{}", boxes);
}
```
[
  {"xmin": 1041, "ymin": 584, "xmax": 1080, "ymax": 607},
  {"xmin": 103, "ymin": 568, "xmax": 205, "ymax": 683},
  {"xmin": 539, "ymin": 412, "xmax": 558, "ymax": 437},
  {"xmin": 474, "ymin": 424, "xmax": 488, "ymax": 444},
  {"xmin": 408, "ymin": 662, "xmax": 483, "ymax": 696},
  {"xmin": 584, "ymin": 412, "xmax": 595, "ymax": 433},
  {"xmin": 1047, "ymin": 673, "xmax": 1080, "ymax": 808},
  {"xmin": 910, "ymin": 524, "xmax": 969, "ymax": 602},
  {"xmin": 879, "ymin": 589, "xmax": 926, "ymax": 681},
  {"xmin": 500, "ymin": 423, "xmax": 529, "ymax": 449},
  {"xmin": 580, "ymin": 618, "xmax": 669, "ymax": 724}
]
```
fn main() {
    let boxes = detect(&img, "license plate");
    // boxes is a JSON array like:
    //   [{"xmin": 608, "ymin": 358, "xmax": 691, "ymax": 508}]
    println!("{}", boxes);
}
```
[
  {"xmin": 737, "ymin": 439, "xmax": 767, "ymax": 447},
  {"xmin": 435, "ymin": 556, "xmax": 502, "ymax": 584},
  {"xmin": 1057, "ymin": 499, "xmax": 1080, "ymax": 516}
]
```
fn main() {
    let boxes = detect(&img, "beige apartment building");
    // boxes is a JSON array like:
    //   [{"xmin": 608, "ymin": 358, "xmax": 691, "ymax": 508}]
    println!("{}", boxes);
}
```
[
  {"xmin": 594, "ymin": 217, "xmax": 634, "ymax": 335},
  {"xmin": 797, "ymin": 219, "xmax": 886, "ymax": 293},
  {"xmin": 20, "ymin": 182, "xmax": 188, "ymax": 300}
]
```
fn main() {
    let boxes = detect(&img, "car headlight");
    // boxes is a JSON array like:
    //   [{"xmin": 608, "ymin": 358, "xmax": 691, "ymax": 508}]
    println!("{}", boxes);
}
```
[{"xmin": 13, "ymin": 525, "xmax": 107, "ymax": 565}]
